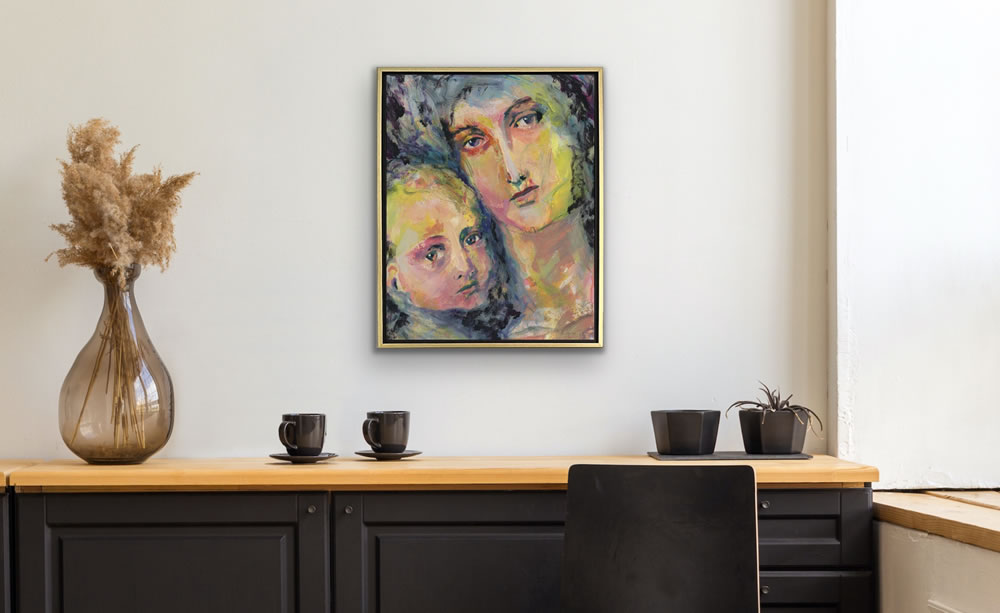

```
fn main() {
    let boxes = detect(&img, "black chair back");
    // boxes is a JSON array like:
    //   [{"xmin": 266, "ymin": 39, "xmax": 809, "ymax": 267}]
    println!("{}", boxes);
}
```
[{"xmin": 561, "ymin": 464, "xmax": 759, "ymax": 612}]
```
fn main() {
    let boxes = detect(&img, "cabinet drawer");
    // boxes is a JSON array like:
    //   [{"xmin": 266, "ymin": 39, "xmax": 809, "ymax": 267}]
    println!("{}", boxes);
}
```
[
  {"xmin": 757, "ymin": 490, "xmax": 840, "ymax": 516},
  {"xmin": 759, "ymin": 570, "xmax": 873, "ymax": 612},
  {"xmin": 758, "ymin": 489, "xmax": 873, "ymax": 568}
]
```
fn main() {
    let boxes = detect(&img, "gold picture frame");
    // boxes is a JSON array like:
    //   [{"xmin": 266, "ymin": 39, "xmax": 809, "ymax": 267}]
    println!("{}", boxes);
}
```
[{"xmin": 377, "ymin": 68, "xmax": 604, "ymax": 348}]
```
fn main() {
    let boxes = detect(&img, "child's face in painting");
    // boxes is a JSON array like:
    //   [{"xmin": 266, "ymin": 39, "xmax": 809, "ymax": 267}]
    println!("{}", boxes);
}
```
[
  {"xmin": 450, "ymin": 79, "xmax": 575, "ymax": 233},
  {"xmin": 387, "ymin": 184, "xmax": 492, "ymax": 311}
]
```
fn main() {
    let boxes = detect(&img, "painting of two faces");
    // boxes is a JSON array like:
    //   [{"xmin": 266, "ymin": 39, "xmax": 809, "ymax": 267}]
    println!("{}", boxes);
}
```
[{"xmin": 379, "ymin": 69, "xmax": 602, "ymax": 347}]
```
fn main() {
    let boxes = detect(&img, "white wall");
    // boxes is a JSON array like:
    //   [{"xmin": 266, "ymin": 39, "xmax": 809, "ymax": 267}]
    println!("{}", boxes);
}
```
[
  {"xmin": 879, "ymin": 521, "xmax": 1000, "ymax": 613},
  {"xmin": 833, "ymin": 0, "xmax": 1000, "ymax": 488},
  {"xmin": 0, "ymin": 1, "xmax": 830, "ymax": 459}
]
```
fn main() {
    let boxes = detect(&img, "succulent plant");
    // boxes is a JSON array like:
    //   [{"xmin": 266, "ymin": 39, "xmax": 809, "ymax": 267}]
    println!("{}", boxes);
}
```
[{"xmin": 726, "ymin": 382, "xmax": 823, "ymax": 434}]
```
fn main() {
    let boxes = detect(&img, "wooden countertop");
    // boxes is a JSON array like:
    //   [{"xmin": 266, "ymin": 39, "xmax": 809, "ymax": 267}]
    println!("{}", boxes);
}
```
[
  {"xmin": 1, "ymin": 460, "xmax": 38, "ymax": 485},
  {"xmin": 874, "ymin": 491, "xmax": 1000, "ymax": 554},
  {"xmin": 8, "ymin": 455, "xmax": 878, "ymax": 493}
]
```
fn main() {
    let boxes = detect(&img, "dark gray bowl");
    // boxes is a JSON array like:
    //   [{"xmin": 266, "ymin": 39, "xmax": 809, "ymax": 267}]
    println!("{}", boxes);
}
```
[{"xmin": 651, "ymin": 410, "xmax": 721, "ymax": 455}]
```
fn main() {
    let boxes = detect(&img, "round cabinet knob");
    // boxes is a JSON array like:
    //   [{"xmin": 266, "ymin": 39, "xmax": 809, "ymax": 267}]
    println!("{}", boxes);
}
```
[
  {"xmin": 760, "ymin": 500, "xmax": 771, "ymax": 510},
  {"xmin": 306, "ymin": 505, "xmax": 317, "ymax": 514},
  {"xmin": 760, "ymin": 585, "xmax": 770, "ymax": 595},
  {"xmin": 344, "ymin": 505, "xmax": 354, "ymax": 515}
]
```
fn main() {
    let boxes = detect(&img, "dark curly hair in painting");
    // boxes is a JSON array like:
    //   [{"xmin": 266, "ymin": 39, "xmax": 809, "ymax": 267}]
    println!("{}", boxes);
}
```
[
  {"xmin": 432, "ymin": 73, "xmax": 598, "ymax": 250},
  {"xmin": 548, "ymin": 73, "xmax": 598, "ymax": 249},
  {"xmin": 383, "ymin": 74, "xmax": 458, "ymax": 171}
]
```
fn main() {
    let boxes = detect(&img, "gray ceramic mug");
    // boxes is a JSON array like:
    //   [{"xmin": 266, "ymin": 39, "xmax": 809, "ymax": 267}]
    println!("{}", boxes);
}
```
[
  {"xmin": 279, "ymin": 413, "xmax": 326, "ymax": 456},
  {"xmin": 363, "ymin": 411, "xmax": 409, "ymax": 453}
]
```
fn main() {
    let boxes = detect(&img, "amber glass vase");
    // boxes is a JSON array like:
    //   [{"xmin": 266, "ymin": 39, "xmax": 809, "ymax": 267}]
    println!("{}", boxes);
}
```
[{"xmin": 58, "ymin": 264, "xmax": 174, "ymax": 464}]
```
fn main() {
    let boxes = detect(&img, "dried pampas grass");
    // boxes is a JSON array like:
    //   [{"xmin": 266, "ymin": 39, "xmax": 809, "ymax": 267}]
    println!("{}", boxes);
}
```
[{"xmin": 48, "ymin": 118, "xmax": 195, "ymax": 287}]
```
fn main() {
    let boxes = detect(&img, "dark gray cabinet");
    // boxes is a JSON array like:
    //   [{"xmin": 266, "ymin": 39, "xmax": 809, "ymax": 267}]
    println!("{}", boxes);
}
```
[
  {"xmin": 1, "ymin": 491, "xmax": 9, "ymax": 613},
  {"xmin": 333, "ymin": 488, "xmax": 875, "ymax": 613},
  {"xmin": 10, "ymin": 486, "xmax": 873, "ymax": 612},
  {"xmin": 16, "ymin": 492, "xmax": 329, "ymax": 613}
]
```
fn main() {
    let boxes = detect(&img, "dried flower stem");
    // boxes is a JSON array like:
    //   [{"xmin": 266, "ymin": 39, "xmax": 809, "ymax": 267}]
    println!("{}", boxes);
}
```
[{"xmin": 69, "ymin": 282, "xmax": 149, "ymax": 450}]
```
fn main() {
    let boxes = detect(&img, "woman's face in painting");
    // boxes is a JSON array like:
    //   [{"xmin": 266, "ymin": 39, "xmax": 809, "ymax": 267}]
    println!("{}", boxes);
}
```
[
  {"xmin": 387, "ymin": 183, "xmax": 492, "ymax": 311},
  {"xmin": 449, "ymin": 79, "xmax": 575, "ymax": 233}
]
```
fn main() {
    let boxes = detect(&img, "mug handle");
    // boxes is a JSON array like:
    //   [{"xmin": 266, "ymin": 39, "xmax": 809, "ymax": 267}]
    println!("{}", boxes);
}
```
[
  {"xmin": 279, "ymin": 421, "xmax": 298, "ymax": 450},
  {"xmin": 363, "ymin": 418, "xmax": 381, "ymax": 451}
]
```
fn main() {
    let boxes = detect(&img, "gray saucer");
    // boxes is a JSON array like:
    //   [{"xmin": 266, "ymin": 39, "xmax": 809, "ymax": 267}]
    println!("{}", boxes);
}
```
[
  {"xmin": 269, "ymin": 452, "xmax": 337, "ymax": 464},
  {"xmin": 355, "ymin": 450, "xmax": 422, "ymax": 461}
]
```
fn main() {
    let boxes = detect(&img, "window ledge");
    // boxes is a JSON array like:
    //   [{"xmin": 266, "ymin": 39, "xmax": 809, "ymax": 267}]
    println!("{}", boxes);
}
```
[{"xmin": 874, "ymin": 491, "xmax": 1000, "ymax": 554}]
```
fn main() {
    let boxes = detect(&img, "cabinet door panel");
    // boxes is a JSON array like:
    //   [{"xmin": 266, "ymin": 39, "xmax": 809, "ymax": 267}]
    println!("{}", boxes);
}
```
[
  {"xmin": 373, "ymin": 527, "xmax": 563, "ymax": 613},
  {"xmin": 59, "ymin": 526, "xmax": 293, "ymax": 613},
  {"xmin": 17, "ymin": 492, "xmax": 328, "ymax": 613},
  {"xmin": 334, "ymin": 493, "xmax": 564, "ymax": 613}
]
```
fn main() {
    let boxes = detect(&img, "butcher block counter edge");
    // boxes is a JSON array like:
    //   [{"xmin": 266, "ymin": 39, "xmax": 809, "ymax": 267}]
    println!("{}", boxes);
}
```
[{"xmin": 9, "ymin": 455, "xmax": 878, "ymax": 492}]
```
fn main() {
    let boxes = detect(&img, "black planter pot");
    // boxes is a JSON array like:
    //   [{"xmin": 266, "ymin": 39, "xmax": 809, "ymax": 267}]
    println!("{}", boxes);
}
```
[
  {"xmin": 651, "ymin": 410, "xmax": 720, "ymax": 455},
  {"xmin": 738, "ymin": 409, "xmax": 809, "ymax": 454}
]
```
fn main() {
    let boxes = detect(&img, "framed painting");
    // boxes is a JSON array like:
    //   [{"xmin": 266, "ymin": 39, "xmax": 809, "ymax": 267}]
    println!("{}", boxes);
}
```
[{"xmin": 378, "ymin": 68, "xmax": 603, "ymax": 347}]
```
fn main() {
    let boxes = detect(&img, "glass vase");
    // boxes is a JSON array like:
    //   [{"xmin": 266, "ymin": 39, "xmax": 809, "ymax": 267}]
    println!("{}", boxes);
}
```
[{"xmin": 58, "ymin": 264, "xmax": 174, "ymax": 464}]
